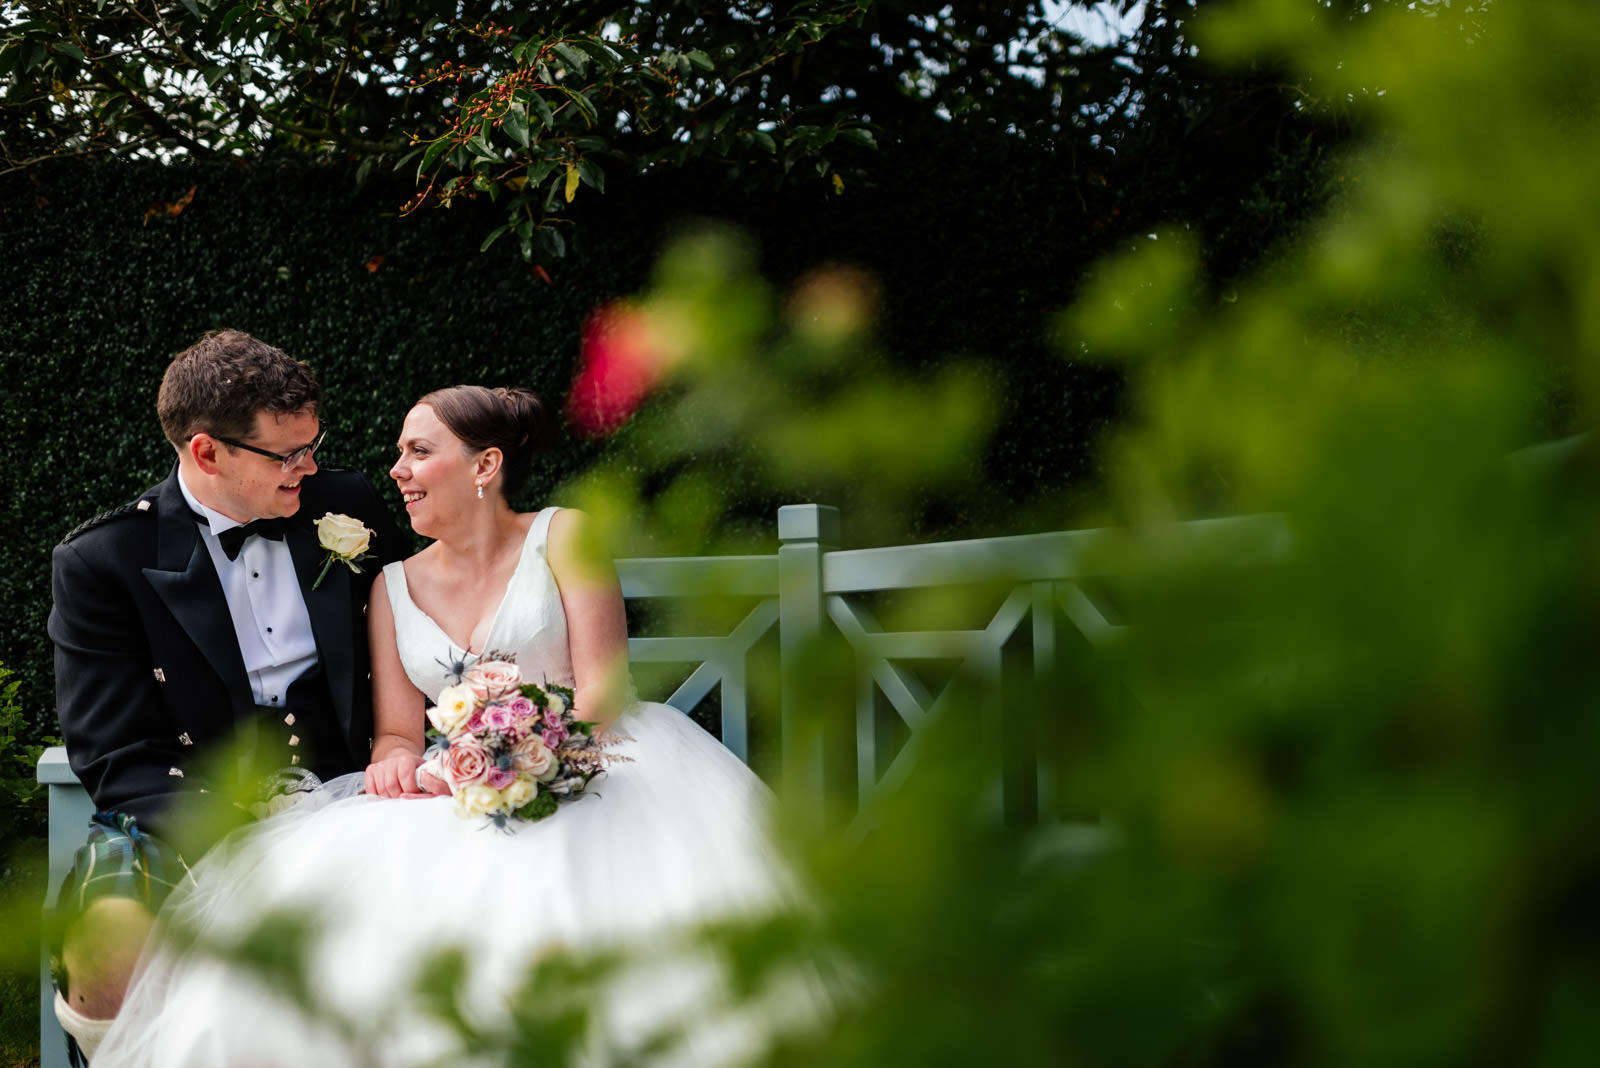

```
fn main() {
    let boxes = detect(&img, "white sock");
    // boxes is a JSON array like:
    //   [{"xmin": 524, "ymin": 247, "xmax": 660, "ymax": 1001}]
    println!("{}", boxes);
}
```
[{"xmin": 54, "ymin": 989, "xmax": 116, "ymax": 1062}]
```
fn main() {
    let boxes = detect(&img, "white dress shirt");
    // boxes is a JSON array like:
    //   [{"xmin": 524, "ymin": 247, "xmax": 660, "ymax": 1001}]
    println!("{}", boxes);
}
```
[{"xmin": 179, "ymin": 473, "xmax": 318, "ymax": 708}]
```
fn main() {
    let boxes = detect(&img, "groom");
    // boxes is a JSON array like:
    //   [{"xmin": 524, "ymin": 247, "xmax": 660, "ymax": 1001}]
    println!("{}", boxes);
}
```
[{"xmin": 46, "ymin": 329, "xmax": 408, "ymax": 1059}]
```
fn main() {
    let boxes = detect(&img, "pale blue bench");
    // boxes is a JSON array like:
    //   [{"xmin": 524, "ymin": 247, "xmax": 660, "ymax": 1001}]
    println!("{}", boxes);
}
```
[{"xmin": 38, "ymin": 504, "xmax": 1286, "ymax": 1064}]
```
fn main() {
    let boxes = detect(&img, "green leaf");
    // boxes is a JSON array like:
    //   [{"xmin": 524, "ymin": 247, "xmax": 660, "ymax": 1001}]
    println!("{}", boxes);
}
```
[
  {"xmin": 417, "ymin": 137, "xmax": 451, "ymax": 178},
  {"xmin": 535, "ymin": 225, "xmax": 566, "ymax": 260},
  {"xmin": 685, "ymin": 49, "xmax": 714, "ymax": 72},
  {"xmin": 503, "ymin": 102, "xmax": 530, "ymax": 148},
  {"xmin": 525, "ymin": 158, "xmax": 556, "ymax": 188},
  {"xmin": 528, "ymin": 92, "xmax": 554, "ymax": 132},
  {"xmin": 52, "ymin": 42, "xmax": 86, "ymax": 63},
  {"xmin": 542, "ymin": 169, "xmax": 566, "ymax": 211},
  {"xmin": 571, "ymin": 37, "xmax": 619, "ymax": 70},
  {"xmin": 561, "ymin": 88, "xmax": 597, "ymax": 127},
  {"xmin": 564, "ymin": 162, "xmax": 580, "ymax": 203},
  {"xmin": 576, "ymin": 157, "xmax": 605, "ymax": 194},
  {"xmin": 178, "ymin": 0, "xmax": 203, "ymax": 18},
  {"xmin": 552, "ymin": 42, "xmax": 588, "ymax": 77},
  {"xmin": 840, "ymin": 127, "xmax": 877, "ymax": 149}
]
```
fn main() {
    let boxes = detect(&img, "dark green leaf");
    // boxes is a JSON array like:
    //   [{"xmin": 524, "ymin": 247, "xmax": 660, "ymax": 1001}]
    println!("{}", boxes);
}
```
[
  {"xmin": 417, "ymin": 137, "xmax": 451, "ymax": 178},
  {"xmin": 576, "ymin": 157, "xmax": 605, "ymax": 194},
  {"xmin": 552, "ymin": 42, "xmax": 588, "ymax": 78},
  {"xmin": 528, "ymin": 92, "xmax": 555, "ymax": 132},
  {"xmin": 503, "ymin": 103, "xmax": 530, "ymax": 148},
  {"xmin": 571, "ymin": 37, "xmax": 619, "ymax": 70},
  {"xmin": 561, "ymin": 88, "xmax": 597, "ymax": 127},
  {"xmin": 534, "ymin": 225, "xmax": 565, "ymax": 260}
]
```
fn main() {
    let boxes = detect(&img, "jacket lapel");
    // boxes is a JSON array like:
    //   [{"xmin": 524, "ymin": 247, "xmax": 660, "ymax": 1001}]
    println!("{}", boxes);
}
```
[
  {"xmin": 141, "ymin": 471, "xmax": 256, "ymax": 715},
  {"xmin": 287, "ymin": 518, "xmax": 358, "ymax": 740}
]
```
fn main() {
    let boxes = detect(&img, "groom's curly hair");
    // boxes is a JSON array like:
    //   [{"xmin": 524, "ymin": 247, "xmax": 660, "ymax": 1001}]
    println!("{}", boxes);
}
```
[
  {"xmin": 157, "ymin": 329, "xmax": 323, "ymax": 446},
  {"xmin": 420, "ymin": 384, "xmax": 554, "ymax": 500}
]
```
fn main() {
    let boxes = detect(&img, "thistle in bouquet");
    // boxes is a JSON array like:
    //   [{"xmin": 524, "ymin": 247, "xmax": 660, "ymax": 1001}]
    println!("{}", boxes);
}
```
[{"xmin": 418, "ymin": 658, "xmax": 626, "ymax": 826}]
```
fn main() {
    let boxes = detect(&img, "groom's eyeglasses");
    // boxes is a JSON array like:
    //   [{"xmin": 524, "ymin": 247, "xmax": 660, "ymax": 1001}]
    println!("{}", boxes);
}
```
[{"xmin": 212, "ymin": 423, "xmax": 328, "ymax": 473}]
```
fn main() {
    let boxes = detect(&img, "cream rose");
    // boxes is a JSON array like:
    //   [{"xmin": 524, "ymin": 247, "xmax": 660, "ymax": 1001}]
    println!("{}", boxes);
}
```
[
  {"xmin": 314, "ymin": 512, "xmax": 372, "ymax": 559},
  {"xmin": 454, "ymin": 784, "xmax": 502, "ymax": 818},
  {"xmin": 464, "ymin": 660, "xmax": 522, "ymax": 703},
  {"xmin": 512, "ymin": 736, "xmax": 559, "ymax": 782},
  {"xmin": 428, "ymin": 682, "xmax": 477, "ymax": 734},
  {"xmin": 502, "ymin": 777, "xmax": 536, "ymax": 808}
]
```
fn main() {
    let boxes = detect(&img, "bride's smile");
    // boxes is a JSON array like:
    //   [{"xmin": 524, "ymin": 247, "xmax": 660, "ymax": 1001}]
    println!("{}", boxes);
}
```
[{"xmin": 389, "ymin": 403, "xmax": 491, "ymax": 537}]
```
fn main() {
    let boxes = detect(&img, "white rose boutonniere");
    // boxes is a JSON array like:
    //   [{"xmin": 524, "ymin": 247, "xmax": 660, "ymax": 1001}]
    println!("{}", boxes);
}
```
[{"xmin": 312, "ymin": 512, "xmax": 374, "ymax": 589}]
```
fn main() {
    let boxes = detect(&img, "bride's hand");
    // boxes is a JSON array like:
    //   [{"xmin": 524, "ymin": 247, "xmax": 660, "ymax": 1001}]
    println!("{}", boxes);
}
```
[
  {"xmin": 365, "ymin": 752, "xmax": 433, "ymax": 798},
  {"xmin": 415, "ymin": 767, "xmax": 450, "ymax": 797}
]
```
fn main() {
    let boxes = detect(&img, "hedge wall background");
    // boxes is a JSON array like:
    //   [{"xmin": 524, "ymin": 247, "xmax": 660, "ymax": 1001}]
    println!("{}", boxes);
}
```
[{"xmin": 0, "ymin": 130, "xmax": 1155, "ymax": 774}]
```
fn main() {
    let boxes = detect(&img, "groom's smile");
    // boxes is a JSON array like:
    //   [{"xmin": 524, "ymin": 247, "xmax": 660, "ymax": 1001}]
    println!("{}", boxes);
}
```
[{"xmin": 197, "ymin": 409, "xmax": 322, "ymax": 522}]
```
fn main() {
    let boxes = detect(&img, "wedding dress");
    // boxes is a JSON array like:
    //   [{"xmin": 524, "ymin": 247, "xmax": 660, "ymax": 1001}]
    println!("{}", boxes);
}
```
[{"xmin": 96, "ymin": 508, "xmax": 806, "ymax": 1067}]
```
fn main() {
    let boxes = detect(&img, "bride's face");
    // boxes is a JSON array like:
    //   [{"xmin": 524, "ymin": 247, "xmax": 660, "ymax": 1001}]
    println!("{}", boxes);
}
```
[{"xmin": 391, "ymin": 404, "xmax": 475, "ymax": 534}]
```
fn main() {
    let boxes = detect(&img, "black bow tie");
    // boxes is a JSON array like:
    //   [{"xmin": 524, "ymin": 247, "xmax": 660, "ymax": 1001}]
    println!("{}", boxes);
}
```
[{"xmin": 215, "ymin": 517, "xmax": 288, "ymax": 560}]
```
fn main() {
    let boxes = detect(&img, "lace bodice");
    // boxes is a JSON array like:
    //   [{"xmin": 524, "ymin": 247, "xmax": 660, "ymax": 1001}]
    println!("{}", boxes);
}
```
[{"xmin": 381, "ymin": 508, "xmax": 574, "ymax": 703}]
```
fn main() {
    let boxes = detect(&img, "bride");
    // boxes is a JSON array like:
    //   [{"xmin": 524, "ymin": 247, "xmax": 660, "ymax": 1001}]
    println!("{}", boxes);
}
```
[{"xmin": 95, "ymin": 386, "xmax": 809, "ymax": 1067}]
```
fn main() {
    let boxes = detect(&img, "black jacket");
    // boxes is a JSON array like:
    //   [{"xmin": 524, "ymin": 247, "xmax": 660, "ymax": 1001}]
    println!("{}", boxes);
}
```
[{"xmin": 49, "ymin": 464, "xmax": 410, "ymax": 842}]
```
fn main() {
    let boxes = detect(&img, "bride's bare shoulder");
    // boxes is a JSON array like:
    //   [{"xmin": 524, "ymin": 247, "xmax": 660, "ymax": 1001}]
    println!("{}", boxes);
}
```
[
  {"xmin": 541, "ymin": 506, "xmax": 597, "ymax": 545},
  {"xmin": 398, "ymin": 542, "xmax": 445, "ymax": 582}
]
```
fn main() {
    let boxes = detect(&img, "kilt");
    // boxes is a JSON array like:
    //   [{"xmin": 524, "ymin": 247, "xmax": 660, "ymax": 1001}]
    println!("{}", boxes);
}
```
[{"xmin": 48, "ymin": 811, "xmax": 193, "ymax": 994}]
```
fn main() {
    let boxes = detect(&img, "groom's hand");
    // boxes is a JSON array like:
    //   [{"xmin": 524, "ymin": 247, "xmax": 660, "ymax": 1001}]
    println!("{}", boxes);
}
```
[{"xmin": 364, "ymin": 752, "xmax": 435, "ymax": 798}]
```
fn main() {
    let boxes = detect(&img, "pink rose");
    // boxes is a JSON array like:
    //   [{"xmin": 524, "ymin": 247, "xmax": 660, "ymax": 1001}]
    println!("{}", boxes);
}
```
[
  {"xmin": 483, "ymin": 703, "xmax": 520, "ymax": 733},
  {"xmin": 463, "ymin": 709, "xmax": 487, "ymax": 735},
  {"xmin": 440, "ymin": 738, "xmax": 491, "ymax": 788},
  {"xmin": 502, "ymin": 696, "xmax": 538, "ymax": 736},
  {"xmin": 485, "ymin": 764, "xmax": 517, "ymax": 790},
  {"xmin": 464, "ymin": 660, "xmax": 522, "ymax": 703},
  {"xmin": 541, "ymin": 726, "xmax": 568, "ymax": 751}
]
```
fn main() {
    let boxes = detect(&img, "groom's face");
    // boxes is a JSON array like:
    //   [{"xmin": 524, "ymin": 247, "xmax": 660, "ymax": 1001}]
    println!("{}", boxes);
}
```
[{"xmin": 208, "ymin": 408, "xmax": 322, "ymax": 522}]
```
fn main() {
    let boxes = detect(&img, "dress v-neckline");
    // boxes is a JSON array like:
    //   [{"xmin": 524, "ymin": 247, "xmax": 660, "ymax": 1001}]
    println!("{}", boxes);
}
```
[{"xmin": 400, "ymin": 514, "xmax": 542, "ymax": 657}]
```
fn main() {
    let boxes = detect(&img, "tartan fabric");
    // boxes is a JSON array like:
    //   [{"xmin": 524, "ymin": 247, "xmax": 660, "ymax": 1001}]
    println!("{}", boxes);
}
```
[{"xmin": 48, "ymin": 811, "xmax": 193, "ymax": 992}]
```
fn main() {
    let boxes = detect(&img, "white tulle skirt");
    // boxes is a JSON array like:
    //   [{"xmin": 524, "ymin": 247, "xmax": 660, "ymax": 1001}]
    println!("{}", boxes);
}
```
[{"xmin": 94, "ymin": 703, "xmax": 812, "ymax": 1068}]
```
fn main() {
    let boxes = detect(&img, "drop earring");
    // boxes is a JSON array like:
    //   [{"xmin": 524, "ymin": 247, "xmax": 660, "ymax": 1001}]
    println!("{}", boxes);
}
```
[{"xmin": 476, "ymin": 481, "xmax": 484, "ymax": 499}]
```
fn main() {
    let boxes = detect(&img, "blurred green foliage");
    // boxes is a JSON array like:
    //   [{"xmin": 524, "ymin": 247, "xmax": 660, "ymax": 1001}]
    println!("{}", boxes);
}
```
[{"xmin": 552, "ymin": 1, "xmax": 1599, "ymax": 1065}]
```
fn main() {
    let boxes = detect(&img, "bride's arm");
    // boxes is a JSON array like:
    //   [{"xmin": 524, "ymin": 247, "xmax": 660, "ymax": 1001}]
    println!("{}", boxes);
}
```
[
  {"xmin": 364, "ymin": 571, "xmax": 444, "ymax": 797},
  {"xmin": 546, "ymin": 508, "xmax": 630, "ymax": 733}
]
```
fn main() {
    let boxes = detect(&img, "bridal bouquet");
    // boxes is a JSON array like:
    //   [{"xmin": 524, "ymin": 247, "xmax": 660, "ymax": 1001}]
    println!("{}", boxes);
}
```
[{"xmin": 418, "ymin": 659, "xmax": 621, "ymax": 825}]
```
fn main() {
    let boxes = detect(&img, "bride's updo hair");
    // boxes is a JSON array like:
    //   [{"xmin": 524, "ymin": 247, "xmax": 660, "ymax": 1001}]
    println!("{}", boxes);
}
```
[{"xmin": 418, "ymin": 385, "xmax": 553, "ymax": 500}]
